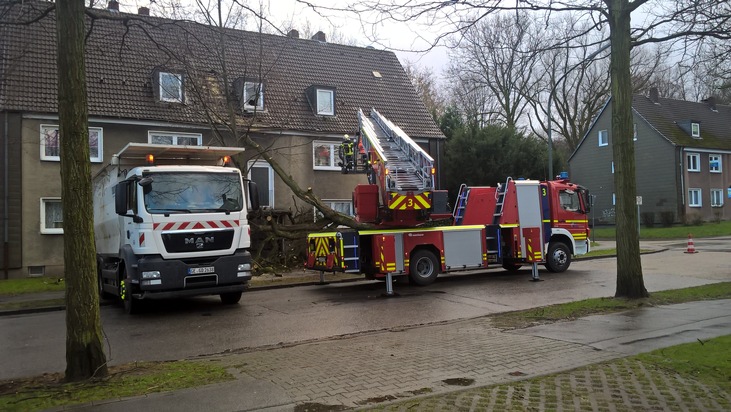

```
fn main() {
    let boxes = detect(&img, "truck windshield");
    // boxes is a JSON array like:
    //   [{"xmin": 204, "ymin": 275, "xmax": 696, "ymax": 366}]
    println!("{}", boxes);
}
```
[{"xmin": 143, "ymin": 172, "xmax": 243, "ymax": 213}]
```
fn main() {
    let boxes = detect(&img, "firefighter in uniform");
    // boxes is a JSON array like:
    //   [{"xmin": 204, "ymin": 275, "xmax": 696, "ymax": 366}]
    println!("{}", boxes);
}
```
[{"xmin": 339, "ymin": 134, "xmax": 354, "ymax": 173}]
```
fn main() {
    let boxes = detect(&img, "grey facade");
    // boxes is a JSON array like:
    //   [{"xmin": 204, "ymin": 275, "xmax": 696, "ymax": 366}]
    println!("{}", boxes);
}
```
[
  {"xmin": 569, "ymin": 91, "xmax": 730, "ymax": 226},
  {"xmin": 0, "ymin": 1, "xmax": 445, "ymax": 278}
]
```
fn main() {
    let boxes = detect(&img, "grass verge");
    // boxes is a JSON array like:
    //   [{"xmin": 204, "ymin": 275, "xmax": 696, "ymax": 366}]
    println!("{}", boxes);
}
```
[
  {"xmin": 491, "ymin": 281, "xmax": 731, "ymax": 329},
  {"xmin": 592, "ymin": 220, "xmax": 731, "ymax": 240},
  {"xmin": 637, "ymin": 334, "xmax": 731, "ymax": 391},
  {"xmin": 0, "ymin": 277, "xmax": 65, "ymax": 296},
  {"xmin": 0, "ymin": 360, "xmax": 232, "ymax": 412}
]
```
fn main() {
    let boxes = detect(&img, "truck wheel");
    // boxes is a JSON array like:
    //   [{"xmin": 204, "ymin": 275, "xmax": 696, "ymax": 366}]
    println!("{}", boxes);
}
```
[
  {"xmin": 409, "ymin": 249, "xmax": 439, "ymax": 286},
  {"xmin": 545, "ymin": 242, "xmax": 571, "ymax": 273},
  {"xmin": 220, "ymin": 292, "xmax": 242, "ymax": 305},
  {"xmin": 120, "ymin": 278, "xmax": 142, "ymax": 315}
]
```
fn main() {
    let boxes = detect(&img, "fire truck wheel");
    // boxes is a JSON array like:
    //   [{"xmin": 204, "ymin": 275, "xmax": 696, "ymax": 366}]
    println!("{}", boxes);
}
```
[
  {"xmin": 220, "ymin": 292, "xmax": 242, "ymax": 305},
  {"xmin": 409, "ymin": 249, "xmax": 439, "ymax": 286},
  {"xmin": 546, "ymin": 242, "xmax": 571, "ymax": 273}
]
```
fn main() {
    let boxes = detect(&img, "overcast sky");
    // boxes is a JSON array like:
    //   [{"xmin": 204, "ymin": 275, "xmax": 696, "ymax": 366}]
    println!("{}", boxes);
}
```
[
  {"xmin": 115, "ymin": 0, "xmax": 451, "ymax": 78},
  {"xmin": 274, "ymin": 0, "xmax": 450, "ymax": 76}
]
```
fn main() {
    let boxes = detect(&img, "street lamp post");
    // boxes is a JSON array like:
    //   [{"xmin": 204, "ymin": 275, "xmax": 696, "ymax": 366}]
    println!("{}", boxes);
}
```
[{"xmin": 546, "ymin": 43, "xmax": 610, "ymax": 180}]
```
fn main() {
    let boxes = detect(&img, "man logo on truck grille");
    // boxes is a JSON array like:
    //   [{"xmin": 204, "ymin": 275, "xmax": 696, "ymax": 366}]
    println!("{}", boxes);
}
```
[{"xmin": 186, "ymin": 236, "xmax": 214, "ymax": 249}]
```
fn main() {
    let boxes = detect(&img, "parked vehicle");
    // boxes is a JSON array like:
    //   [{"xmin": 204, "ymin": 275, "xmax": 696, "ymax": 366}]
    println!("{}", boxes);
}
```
[
  {"xmin": 93, "ymin": 143, "xmax": 258, "ymax": 313},
  {"xmin": 306, "ymin": 109, "xmax": 591, "ymax": 294}
]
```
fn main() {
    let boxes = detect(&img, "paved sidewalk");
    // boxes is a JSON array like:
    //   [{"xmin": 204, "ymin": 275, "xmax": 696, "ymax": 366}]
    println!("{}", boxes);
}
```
[{"xmin": 54, "ymin": 299, "xmax": 731, "ymax": 412}]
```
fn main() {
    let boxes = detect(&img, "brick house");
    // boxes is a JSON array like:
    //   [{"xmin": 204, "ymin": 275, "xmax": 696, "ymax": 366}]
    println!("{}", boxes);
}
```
[
  {"xmin": 569, "ymin": 88, "xmax": 730, "ymax": 225},
  {"xmin": 0, "ymin": 1, "xmax": 445, "ymax": 278}
]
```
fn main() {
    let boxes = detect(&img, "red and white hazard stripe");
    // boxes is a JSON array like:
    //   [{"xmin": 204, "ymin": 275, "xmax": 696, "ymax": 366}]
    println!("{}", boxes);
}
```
[{"xmin": 153, "ymin": 220, "xmax": 240, "ymax": 231}]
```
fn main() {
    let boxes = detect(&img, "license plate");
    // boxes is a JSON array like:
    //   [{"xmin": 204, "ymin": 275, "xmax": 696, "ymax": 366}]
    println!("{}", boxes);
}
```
[
  {"xmin": 317, "ymin": 257, "xmax": 326, "ymax": 263},
  {"xmin": 188, "ymin": 266, "xmax": 215, "ymax": 275}
]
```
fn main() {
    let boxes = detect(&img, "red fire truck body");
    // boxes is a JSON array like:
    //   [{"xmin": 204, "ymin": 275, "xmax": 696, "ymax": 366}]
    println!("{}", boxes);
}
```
[{"xmin": 306, "ymin": 110, "xmax": 591, "ymax": 288}]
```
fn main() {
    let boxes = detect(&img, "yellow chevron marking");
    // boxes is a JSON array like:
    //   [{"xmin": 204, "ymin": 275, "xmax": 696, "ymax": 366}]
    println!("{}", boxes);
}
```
[
  {"xmin": 388, "ymin": 193, "xmax": 432, "ymax": 210},
  {"xmin": 414, "ymin": 193, "xmax": 431, "ymax": 208}
]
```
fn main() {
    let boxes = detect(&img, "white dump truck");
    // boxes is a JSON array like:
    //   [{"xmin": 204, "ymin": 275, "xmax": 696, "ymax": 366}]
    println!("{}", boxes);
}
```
[{"xmin": 93, "ymin": 143, "xmax": 259, "ymax": 314}]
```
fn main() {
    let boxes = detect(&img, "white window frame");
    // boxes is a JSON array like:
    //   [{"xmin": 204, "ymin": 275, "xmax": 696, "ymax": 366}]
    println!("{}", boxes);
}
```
[
  {"xmin": 242, "ymin": 81, "xmax": 264, "ymax": 110},
  {"xmin": 40, "ymin": 197, "xmax": 63, "ymax": 234},
  {"xmin": 148, "ymin": 131, "xmax": 202, "ymax": 146},
  {"xmin": 687, "ymin": 153, "xmax": 700, "ymax": 172},
  {"xmin": 247, "ymin": 160, "xmax": 274, "ymax": 207},
  {"xmin": 612, "ymin": 193, "xmax": 616, "ymax": 206},
  {"xmin": 316, "ymin": 89, "xmax": 335, "ymax": 116},
  {"xmin": 611, "ymin": 161, "xmax": 614, "ymax": 174},
  {"xmin": 691, "ymin": 122, "xmax": 700, "ymax": 138},
  {"xmin": 313, "ymin": 141, "xmax": 340, "ymax": 171},
  {"xmin": 314, "ymin": 200, "xmax": 353, "ymax": 221},
  {"xmin": 688, "ymin": 188, "xmax": 702, "ymax": 207},
  {"xmin": 40, "ymin": 124, "xmax": 103, "ymax": 163},
  {"xmin": 710, "ymin": 189, "xmax": 723, "ymax": 207},
  {"xmin": 598, "ymin": 130, "xmax": 608, "ymax": 147},
  {"xmin": 159, "ymin": 72, "xmax": 183, "ymax": 103},
  {"xmin": 633, "ymin": 123, "xmax": 638, "ymax": 141},
  {"xmin": 709, "ymin": 154, "xmax": 722, "ymax": 173}
]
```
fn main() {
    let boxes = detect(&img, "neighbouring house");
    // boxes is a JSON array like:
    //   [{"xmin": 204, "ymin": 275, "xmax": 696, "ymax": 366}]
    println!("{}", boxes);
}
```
[
  {"xmin": 569, "ymin": 88, "xmax": 730, "ymax": 226},
  {"xmin": 0, "ymin": 1, "xmax": 445, "ymax": 278}
]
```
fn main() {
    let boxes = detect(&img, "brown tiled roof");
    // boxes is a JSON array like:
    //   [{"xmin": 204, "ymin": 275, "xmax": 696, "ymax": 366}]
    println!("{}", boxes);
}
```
[
  {"xmin": 632, "ymin": 94, "xmax": 731, "ymax": 150},
  {"xmin": 0, "ymin": 1, "xmax": 444, "ymax": 140}
]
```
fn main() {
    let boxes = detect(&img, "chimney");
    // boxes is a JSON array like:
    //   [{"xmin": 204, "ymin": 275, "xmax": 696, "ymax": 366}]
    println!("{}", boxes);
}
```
[
  {"xmin": 287, "ymin": 29, "xmax": 299, "ymax": 39},
  {"xmin": 107, "ymin": 1, "xmax": 119, "ymax": 12},
  {"xmin": 311, "ymin": 31, "xmax": 326, "ymax": 42},
  {"xmin": 649, "ymin": 87, "xmax": 659, "ymax": 104},
  {"xmin": 703, "ymin": 96, "xmax": 718, "ymax": 111},
  {"xmin": 138, "ymin": 7, "xmax": 150, "ymax": 16}
]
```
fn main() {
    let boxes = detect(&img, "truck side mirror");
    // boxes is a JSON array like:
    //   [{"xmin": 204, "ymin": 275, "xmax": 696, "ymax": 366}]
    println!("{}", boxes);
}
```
[
  {"xmin": 581, "ymin": 190, "xmax": 592, "ymax": 213},
  {"xmin": 115, "ymin": 181, "xmax": 130, "ymax": 215},
  {"xmin": 115, "ymin": 181, "xmax": 144, "ymax": 222},
  {"xmin": 248, "ymin": 181, "xmax": 260, "ymax": 211}
]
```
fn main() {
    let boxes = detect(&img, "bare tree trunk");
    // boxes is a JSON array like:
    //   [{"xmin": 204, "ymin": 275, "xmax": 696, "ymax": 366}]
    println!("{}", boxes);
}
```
[
  {"xmin": 56, "ymin": 0, "xmax": 109, "ymax": 381},
  {"xmin": 607, "ymin": 0, "xmax": 648, "ymax": 298}
]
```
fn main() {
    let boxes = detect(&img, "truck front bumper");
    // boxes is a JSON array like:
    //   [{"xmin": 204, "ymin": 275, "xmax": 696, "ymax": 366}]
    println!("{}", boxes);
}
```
[
  {"xmin": 133, "ymin": 284, "xmax": 247, "ymax": 300},
  {"xmin": 130, "ymin": 249, "xmax": 252, "ymax": 299}
]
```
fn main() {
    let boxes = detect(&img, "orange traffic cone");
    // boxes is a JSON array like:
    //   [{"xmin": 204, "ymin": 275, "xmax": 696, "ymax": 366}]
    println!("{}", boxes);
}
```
[{"xmin": 684, "ymin": 234, "xmax": 698, "ymax": 254}]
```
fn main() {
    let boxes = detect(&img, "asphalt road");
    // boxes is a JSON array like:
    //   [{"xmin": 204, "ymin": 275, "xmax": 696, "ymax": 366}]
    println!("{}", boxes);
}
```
[{"xmin": 1, "ymin": 238, "xmax": 729, "ymax": 381}]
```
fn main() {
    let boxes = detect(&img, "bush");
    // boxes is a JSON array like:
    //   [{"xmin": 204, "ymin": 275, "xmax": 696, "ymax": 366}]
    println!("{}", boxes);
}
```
[
  {"xmin": 684, "ymin": 212, "xmax": 704, "ymax": 226},
  {"xmin": 641, "ymin": 212, "xmax": 655, "ymax": 228},
  {"xmin": 659, "ymin": 211, "xmax": 675, "ymax": 227},
  {"xmin": 713, "ymin": 211, "xmax": 723, "ymax": 224}
]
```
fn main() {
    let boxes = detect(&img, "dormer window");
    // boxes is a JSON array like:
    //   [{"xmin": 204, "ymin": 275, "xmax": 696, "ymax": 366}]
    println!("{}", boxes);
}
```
[
  {"xmin": 159, "ymin": 72, "xmax": 183, "ymax": 103},
  {"xmin": 243, "ymin": 82, "xmax": 264, "ymax": 110},
  {"xmin": 306, "ymin": 85, "xmax": 336, "ymax": 116},
  {"xmin": 691, "ymin": 122, "xmax": 700, "ymax": 138},
  {"xmin": 234, "ymin": 78, "xmax": 265, "ymax": 112},
  {"xmin": 317, "ymin": 89, "xmax": 334, "ymax": 115}
]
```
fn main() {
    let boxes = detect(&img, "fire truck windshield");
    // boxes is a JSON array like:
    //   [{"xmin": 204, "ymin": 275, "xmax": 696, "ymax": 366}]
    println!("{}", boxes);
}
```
[{"xmin": 143, "ymin": 172, "xmax": 243, "ymax": 213}]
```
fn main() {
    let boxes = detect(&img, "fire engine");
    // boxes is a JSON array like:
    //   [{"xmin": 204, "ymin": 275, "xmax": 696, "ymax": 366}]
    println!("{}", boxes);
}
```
[{"xmin": 306, "ymin": 109, "xmax": 591, "ymax": 294}]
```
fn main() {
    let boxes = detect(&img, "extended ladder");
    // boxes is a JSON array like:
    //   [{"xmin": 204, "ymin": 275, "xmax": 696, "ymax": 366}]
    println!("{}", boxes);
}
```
[
  {"xmin": 357, "ymin": 108, "xmax": 437, "ymax": 213},
  {"xmin": 358, "ymin": 108, "xmax": 435, "ymax": 193}
]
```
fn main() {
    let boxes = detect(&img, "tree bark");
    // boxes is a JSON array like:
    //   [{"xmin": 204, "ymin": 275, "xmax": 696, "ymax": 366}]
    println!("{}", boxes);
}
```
[
  {"xmin": 56, "ymin": 0, "xmax": 109, "ymax": 381},
  {"xmin": 607, "ymin": 0, "xmax": 648, "ymax": 298}
]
